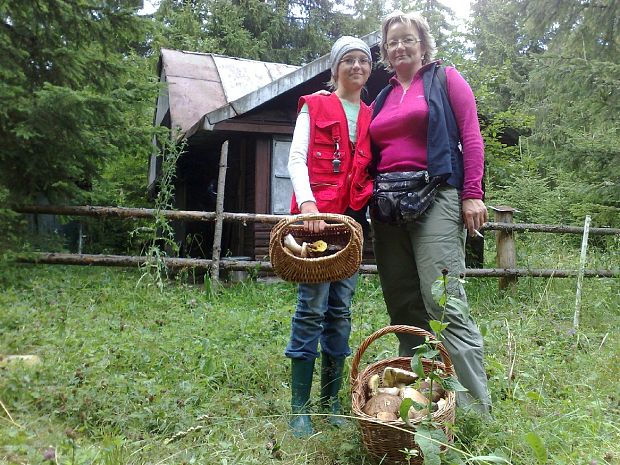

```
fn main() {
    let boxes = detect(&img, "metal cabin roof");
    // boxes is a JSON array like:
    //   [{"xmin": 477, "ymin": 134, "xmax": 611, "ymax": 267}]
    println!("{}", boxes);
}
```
[
  {"xmin": 157, "ymin": 49, "xmax": 299, "ymax": 136},
  {"xmin": 186, "ymin": 31, "xmax": 382, "ymax": 137}
]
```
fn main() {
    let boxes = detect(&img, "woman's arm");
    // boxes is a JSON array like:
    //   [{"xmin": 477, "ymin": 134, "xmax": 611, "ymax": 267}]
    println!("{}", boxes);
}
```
[
  {"xmin": 446, "ymin": 67, "xmax": 488, "ymax": 236},
  {"xmin": 445, "ymin": 67, "xmax": 484, "ymax": 200}
]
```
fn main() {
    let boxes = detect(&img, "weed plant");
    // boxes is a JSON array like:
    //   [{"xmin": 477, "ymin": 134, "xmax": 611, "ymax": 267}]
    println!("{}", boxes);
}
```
[{"xmin": 0, "ymin": 247, "xmax": 618, "ymax": 464}]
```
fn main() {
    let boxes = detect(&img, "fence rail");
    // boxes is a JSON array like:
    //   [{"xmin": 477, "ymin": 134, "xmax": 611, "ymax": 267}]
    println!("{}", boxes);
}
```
[
  {"xmin": 15, "ymin": 252, "xmax": 619, "ymax": 278},
  {"xmin": 13, "ymin": 204, "xmax": 620, "ymax": 235},
  {"xmin": 13, "ymin": 204, "xmax": 620, "ymax": 284}
]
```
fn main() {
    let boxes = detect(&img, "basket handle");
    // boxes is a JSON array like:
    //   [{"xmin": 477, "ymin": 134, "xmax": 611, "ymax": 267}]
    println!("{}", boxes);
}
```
[
  {"xmin": 279, "ymin": 213, "xmax": 359, "ymax": 232},
  {"xmin": 349, "ymin": 325, "xmax": 455, "ymax": 382}
]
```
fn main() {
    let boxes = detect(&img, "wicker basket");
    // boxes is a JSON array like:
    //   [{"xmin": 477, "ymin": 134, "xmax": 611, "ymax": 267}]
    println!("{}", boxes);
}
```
[
  {"xmin": 269, "ymin": 213, "xmax": 363, "ymax": 283},
  {"xmin": 350, "ymin": 325, "xmax": 457, "ymax": 465}
]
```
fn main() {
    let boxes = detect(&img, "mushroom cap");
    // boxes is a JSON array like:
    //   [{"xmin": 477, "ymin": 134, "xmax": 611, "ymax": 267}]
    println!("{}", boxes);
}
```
[{"xmin": 362, "ymin": 393, "xmax": 402, "ymax": 416}]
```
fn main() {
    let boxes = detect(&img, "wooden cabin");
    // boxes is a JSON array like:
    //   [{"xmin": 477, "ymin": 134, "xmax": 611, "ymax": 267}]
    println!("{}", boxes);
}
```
[{"xmin": 151, "ymin": 32, "xmax": 389, "ymax": 261}]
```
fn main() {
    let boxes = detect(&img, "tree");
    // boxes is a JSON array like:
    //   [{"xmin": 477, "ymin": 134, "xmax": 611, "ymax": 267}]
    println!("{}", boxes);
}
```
[
  {"xmin": 466, "ymin": 0, "xmax": 619, "ymax": 226},
  {"xmin": 523, "ymin": 0, "xmax": 619, "ymax": 62},
  {"xmin": 350, "ymin": 0, "xmax": 386, "ymax": 38},
  {"xmin": 395, "ymin": 0, "xmax": 456, "ymax": 50},
  {"xmin": 0, "ymin": 0, "xmax": 154, "ymax": 203},
  {"xmin": 152, "ymin": 0, "xmax": 358, "ymax": 65},
  {"xmin": 518, "ymin": 0, "xmax": 620, "ymax": 225}
]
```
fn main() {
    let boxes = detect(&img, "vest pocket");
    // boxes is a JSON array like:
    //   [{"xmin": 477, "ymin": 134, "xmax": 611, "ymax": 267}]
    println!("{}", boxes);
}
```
[
  {"xmin": 311, "ymin": 183, "xmax": 339, "ymax": 204},
  {"xmin": 314, "ymin": 120, "xmax": 340, "ymax": 144}
]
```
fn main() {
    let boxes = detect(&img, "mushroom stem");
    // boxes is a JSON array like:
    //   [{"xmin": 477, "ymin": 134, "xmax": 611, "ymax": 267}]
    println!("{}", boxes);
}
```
[{"xmin": 283, "ymin": 234, "xmax": 303, "ymax": 256}]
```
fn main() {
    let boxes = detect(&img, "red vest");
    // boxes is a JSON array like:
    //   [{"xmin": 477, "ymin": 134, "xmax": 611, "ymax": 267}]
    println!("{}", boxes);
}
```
[{"xmin": 290, "ymin": 93, "xmax": 373, "ymax": 214}]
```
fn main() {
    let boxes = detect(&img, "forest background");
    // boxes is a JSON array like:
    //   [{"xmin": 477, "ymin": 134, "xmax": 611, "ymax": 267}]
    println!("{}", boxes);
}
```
[
  {"xmin": 0, "ymin": 0, "xmax": 619, "ymax": 253},
  {"xmin": 1, "ymin": 2, "xmax": 619, "ymax": 465}
]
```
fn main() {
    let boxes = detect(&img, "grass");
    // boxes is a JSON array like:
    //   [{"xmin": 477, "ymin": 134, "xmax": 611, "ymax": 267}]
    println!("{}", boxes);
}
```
[{"xmin": 0, "ymin": 237, "xmax": 619, "ymax": 464}]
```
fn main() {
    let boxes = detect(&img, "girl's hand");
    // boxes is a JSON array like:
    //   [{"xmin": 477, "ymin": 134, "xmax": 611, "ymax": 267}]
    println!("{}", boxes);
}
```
[{"xmin": 300, "ymin": 201, "xmax": 326, "ymax": 233}]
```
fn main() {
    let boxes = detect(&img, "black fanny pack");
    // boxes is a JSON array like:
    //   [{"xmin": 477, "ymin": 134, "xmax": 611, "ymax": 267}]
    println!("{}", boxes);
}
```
[{"xmin": 369, "ymin": 171, "xmax": 445, "ymax": 225}]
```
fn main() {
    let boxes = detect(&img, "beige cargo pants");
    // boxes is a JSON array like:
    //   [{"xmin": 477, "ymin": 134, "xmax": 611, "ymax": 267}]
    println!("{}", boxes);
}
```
[{"xmin": 372, "ymin": 185, "xmax": 491, "ymax": 413}]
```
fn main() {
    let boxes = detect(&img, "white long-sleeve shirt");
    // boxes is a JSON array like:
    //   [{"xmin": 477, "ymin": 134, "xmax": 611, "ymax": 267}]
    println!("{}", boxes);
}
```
[{"xmin": 287, "ymin": 111, "xmax": 314, "ymax": 208}]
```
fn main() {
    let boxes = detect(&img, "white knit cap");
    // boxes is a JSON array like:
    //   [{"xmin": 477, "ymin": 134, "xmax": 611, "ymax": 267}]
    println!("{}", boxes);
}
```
[{"xmin": 330, "ymin": 36, "xmax": 372, "ymax": 78}]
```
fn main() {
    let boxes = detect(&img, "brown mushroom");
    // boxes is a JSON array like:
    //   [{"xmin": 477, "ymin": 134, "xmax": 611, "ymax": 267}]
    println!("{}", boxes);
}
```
[
  {"xmin": 362, "ymin": 393, "xmax": 402, "ymax": 417},
  {"xmin": 419, "ymin": 379, "xmax": 446, "ymax": 402},
  {"xmin": 376, "ymin": 411, "xmax": 399, "ymax": 421},
  {"xmin": 382, "ymin": 367, "xmax": 419, "ymax": 388},
  {"xmin": 401, "ymin": 387, "xmax": 429, "ymax": 419}
]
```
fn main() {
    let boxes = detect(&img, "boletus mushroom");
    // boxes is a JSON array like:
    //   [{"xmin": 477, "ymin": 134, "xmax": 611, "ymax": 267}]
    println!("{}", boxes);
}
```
[{"xmin": 362, "ymin": 393, "xmax": 402, "ymax": 417}]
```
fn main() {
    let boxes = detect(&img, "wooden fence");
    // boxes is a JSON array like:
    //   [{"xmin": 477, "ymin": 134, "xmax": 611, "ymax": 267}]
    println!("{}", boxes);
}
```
[{"xmin": 13, "ymin": 204, "xmax": 620, "ymax": 289}]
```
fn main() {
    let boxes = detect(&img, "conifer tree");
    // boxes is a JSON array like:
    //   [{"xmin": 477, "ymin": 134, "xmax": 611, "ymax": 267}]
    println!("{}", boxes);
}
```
[{"xmin": 0, "ymin": 0, "xmax": 153, "ymax": 202}]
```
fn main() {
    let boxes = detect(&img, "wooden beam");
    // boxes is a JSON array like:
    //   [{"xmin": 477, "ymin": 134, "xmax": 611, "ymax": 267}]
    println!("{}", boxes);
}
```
[
  {"xmin": 211, "ymin": 140, "xmax": 229, "ymax": 284},
  {"xmin": 14, "ymin": 205, "xmax": 620, "ymax": 236},
  {"xmin": 493, "ymin": 206, "xmax": 517, "ymax": 290},
  {"xmin": 13, "ymin": 205, "xmax": 288, "ymax": 224},
  {"xmin": 213, "ymin": 121, "xmax": 294, "ymax": 135},
  {"xmin": 482, "ymin": 222, "xmax": 620, "ymax": 235},
  {"xmin": 15, "ymin": 253, "xmax": 620, "ymax": 278}
]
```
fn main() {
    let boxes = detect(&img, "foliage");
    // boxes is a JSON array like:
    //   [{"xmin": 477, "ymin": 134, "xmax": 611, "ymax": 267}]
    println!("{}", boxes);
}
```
[
  {"xmin": 134, "ymin": 135, "xmax": 186, "ymax": 291},
  {"xmin": 522, "ymin": 0, "xmax": 619, "ymax": 62},
  {"xmin": 152, "ymin": 0, "xmax": 359, "ymax": 65},
  {"xmin": 401, "ymin": 0, "xmax": 456, "ymax": 50},
  {"xmin": 0, "ymin": 0, "xmax": 155, "ymax": 205},
  {"xmin": 467, "ymin": 0, "xmax": 619, "ymax": 226},
  {"xmin": 0, "ymin": 186, "xmax": 25, "ymax": 250},
  {"xmin": 350, "ymin": 0, "xmax": 386, "ymax": 38},
  {"xmin": 489, "ymin": 166, "xmax": 618, "ymax": 228},
  {"xmin": 1, "ymin": 255, "xmax": 618, "ymax": 464},
  {"xmin": 522, "ymin": 57, "xmax": 620, "ymax": 226}
]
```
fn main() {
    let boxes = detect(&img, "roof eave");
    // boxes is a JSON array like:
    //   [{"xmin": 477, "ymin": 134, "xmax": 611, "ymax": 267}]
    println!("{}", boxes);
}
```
[{"xmin": 189, "ymin": 30, "xmax": 381, "ymax": 137}]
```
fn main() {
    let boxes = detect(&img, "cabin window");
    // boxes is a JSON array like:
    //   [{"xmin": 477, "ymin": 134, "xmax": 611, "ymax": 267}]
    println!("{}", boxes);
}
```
[{"xmin": 271, "ymin": 136, "xmax": 293, "ymax": 214}]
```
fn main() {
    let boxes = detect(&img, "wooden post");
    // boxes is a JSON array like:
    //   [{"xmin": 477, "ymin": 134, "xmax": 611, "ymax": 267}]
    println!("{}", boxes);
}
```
[
  {"xmin": 491, "ymin": 206, "xmax": 517, "ymax": 290},
  {"xmin": 211, "ymin": 140, "xmax": 229, "ymax": 285},
  {"xmin": 573, "ymin": 215, "xmax": 591, "ymax": 330}
]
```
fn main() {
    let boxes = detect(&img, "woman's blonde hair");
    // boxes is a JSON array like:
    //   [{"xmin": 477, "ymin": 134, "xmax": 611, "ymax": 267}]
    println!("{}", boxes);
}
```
[{"xmin": 379, "ymin": 10, "xmax": 437, "ymax": 72}]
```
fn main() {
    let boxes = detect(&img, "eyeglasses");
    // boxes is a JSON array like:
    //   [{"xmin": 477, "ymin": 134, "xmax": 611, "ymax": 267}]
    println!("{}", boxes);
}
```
[
  {"xmin": 339, "ymin": 57, "xmax": 371, "ymax": 66},
  {"xmin": 386, "ymin": 37, "xmax": 422, "ymax": 50}
]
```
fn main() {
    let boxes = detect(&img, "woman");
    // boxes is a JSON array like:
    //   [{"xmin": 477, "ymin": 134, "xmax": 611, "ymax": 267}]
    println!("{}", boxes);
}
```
[
  {"xmin": 369, "ymin": 11, "xmax": 491, "ymax": 414},
  {"xmin": 285, "ymin": 36, "xmax": 374, "ymax": 436}
]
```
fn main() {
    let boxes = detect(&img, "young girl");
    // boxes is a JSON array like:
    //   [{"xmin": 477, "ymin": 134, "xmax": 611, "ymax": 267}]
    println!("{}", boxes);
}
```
[{"xmin": 285, "ymin": 36, "xmax": 374, "ymax": 437}]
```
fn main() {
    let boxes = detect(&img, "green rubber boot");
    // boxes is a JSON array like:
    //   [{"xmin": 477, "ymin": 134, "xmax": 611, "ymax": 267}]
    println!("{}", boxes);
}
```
[
  {"xmin": 319, "ymin": 353, "xmax": 346, "ymax": 427},
  {"xmin": 290, "ymin": 358, "xmax": 315, "ymax": 437}
]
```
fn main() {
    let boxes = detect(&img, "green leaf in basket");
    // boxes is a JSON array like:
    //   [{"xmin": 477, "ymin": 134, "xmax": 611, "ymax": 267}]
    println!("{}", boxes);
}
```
[
  {"xmin": 440, "ymin": 376, "xmax": 468, "ymax": 392},
  {"xmin": 430, "ymin": 320, "xmax": 449, "ymax": 333},
  {"xmin": 431, "ymin": 276, "xmax": 447, "ymax": 306},
  {"xmin": 410, "ymin": 354, "xmax": 425, "ymax": 378},
  {"xmin": 418, "ymin": 347, "xmax": 440, "ymax": 360},
  {"xmin": 414, "ymin": 425, "xmax": 446, "ymax": 465},
  {"xmin": 427, "ymin": 371, "xmax": 444, "ymax": 383},
  {"xmin": 399, "ymin": 397, "xmax": 413, "ymax": 426}
]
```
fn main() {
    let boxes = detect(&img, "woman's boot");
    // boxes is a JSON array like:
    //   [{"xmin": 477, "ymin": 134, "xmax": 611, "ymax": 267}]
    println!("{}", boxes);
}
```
[
  {"xmin": 319, "ymin": 353, "xmax": 346, "ymax": 427},
  {"xmin": 290, "ymin": 358, "xmax": 315, "ymax": 437}
]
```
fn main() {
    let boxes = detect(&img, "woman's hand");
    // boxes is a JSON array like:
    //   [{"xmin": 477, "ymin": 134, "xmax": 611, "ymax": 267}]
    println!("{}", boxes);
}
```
[
  {"xmin": 300, "ymin": 201, "xmax": 326, "ymax": 233},
  {"xmin": 461, "ymin": 198, "xmax": 488, "ymax": 237},
  {"xmin": 313, "ymin": 89, "xmax": 331, "ymax": 97}
]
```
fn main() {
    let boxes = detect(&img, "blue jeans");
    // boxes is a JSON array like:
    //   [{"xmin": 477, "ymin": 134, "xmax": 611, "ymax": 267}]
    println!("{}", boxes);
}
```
[{"xmin": 285, "ymin": 273, "xmax": 358, "ymax": 361}]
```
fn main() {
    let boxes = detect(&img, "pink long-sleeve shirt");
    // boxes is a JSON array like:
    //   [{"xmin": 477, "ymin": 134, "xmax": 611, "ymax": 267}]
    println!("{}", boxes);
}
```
[{"xmin": 369, "ymin": 66, "xmax": 485, "ymax": 200}]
